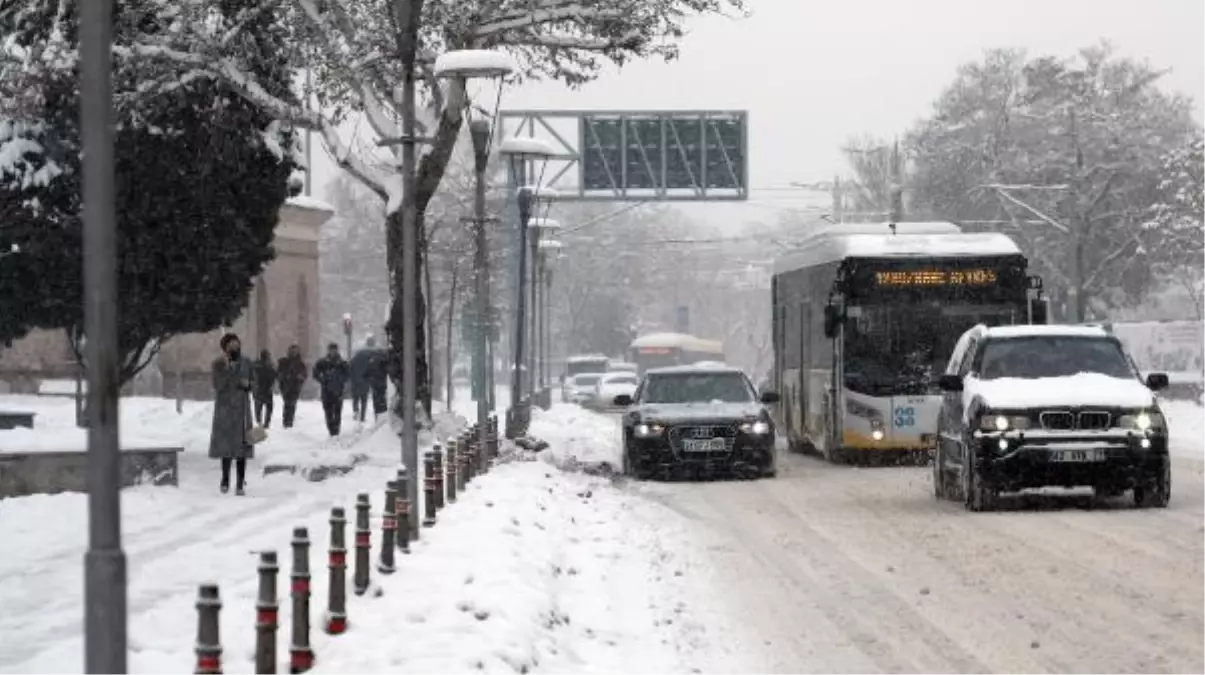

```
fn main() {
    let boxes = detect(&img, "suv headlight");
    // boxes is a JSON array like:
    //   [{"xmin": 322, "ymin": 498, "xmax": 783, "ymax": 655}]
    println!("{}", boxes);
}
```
[
  {"xmin": 1118, "ymin": 411, "xmax": 1165, "ymax": 431},
  {"xmin": 635, "ymin": 422, "xmax": 665, "ymax": 438},
  {"xmin": 978, "ymin": 413, "xmax": 1031, "ymax": 432},
  {"xmin": 740, "ymin": 420, "xmax": 772, "ymax": 435}
]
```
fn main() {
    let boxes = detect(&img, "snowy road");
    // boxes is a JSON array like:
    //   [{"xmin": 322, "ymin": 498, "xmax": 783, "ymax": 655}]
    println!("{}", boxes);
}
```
[{"xmin": 628, "ymin": 450, "xmax": 1204, "ymax": 673}]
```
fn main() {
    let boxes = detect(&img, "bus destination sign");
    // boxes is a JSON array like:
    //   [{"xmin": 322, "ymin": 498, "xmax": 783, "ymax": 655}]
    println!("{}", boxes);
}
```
[{"xmin": 874, "ymin": 268, "xmax": 998, "ymax": 287}]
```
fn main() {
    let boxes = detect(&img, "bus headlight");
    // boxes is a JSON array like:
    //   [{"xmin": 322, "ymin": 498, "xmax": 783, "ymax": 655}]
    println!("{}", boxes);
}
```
[
  {"xmin": 1119, "ymin": 411, "xmax": 1164, "ymax": 431},
  {"xmin": 740, "ymin": 420, "xmax": 772, "ymax": 435},
  {"xmin": 870, "ymin": 418, "xmax": 885, "ymax": 441},
  {"xmin": 635, "ymin": 423, "xmax": 665, "ymax": 438},
  {"xmin": 978, "ymin": 414, "xmax": 1030, "ymax": 432}
]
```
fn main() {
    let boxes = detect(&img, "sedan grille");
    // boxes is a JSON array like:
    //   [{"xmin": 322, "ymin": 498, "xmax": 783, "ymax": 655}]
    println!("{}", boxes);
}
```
[
  {"xmin": 1038, "ymin": 410, "xmax": 1113, "ymax": 431},
  {"xmin": 667, "ymin": 424, "xmax": 738, "ymax": 458}
]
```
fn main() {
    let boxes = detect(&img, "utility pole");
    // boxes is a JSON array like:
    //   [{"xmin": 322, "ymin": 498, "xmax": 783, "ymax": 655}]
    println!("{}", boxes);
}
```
[
  {"xmin": 304, "ymin": 69, "xmax": 313, "ymax": 196},
  {"xmin": 468, "ymin": 119, "xmax": 491, "ymax": 458},
  {"xmin": 80, "ymin": 0, "xmax": 127, "ymax": 669}
]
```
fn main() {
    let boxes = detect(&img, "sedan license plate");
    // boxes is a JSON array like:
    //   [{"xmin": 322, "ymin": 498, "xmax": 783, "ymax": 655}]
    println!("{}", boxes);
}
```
[
  {"xmin": 683, "ymin": 438, "xmax": 726, "ymax": 453},
  {"xmin": 1049, "ymin": 449, "xmax": 1106, "ymax": 462}
]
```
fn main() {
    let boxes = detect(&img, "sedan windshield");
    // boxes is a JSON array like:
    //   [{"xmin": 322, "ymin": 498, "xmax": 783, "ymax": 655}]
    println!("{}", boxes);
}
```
[
  {"xmin": 572, "ymin": 375, "xmax": 601, "ymax": 387},
  {"xmin": 977, "ymin": 336, "xmax": 1137, "ymax": 380},
  {"xmin": 641, "ymin": 372, "xmax": 754, "ymax": 404}
]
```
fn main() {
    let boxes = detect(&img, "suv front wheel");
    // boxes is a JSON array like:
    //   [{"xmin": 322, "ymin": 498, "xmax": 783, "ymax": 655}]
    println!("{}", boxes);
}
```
[
  {"xmin": 962, "ymin": 437, "xmax": 997, "ymax": 512},
  {"xmin": 1133, "ymin": 456, "xmax": 1171, "ymax": 508}
]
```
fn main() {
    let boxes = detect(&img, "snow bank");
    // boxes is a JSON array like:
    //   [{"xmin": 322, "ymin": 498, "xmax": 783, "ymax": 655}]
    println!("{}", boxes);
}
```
[
  {"xmin": 286, "ymin": 195, "xmax": 335, "ymax": 212},
  {"xmin": 433, "ymin": 49, "xmax": 515, "ymax": 78},
  {"xmin": 528, "ymin": 403, "xmax": 621, "ymax": 469},
  {"xmin": 965, "ymin": 373, "xmax": 1156, "ymax": 410}
]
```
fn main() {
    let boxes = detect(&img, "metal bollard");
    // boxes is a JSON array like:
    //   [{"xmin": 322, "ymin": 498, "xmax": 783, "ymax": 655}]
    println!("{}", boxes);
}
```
[
  {"xmin": 289, "ymin": 527, "xmax": 315, "ymax": 673},
  {"xmin": 378, "ymin": 485, "xmax": 397, "ymax": 574},
  {"xmin": 445, "ymin": 437, "xmax": 458, "ymax": 504},
  {"xmin": 394, "ymin": 469, "xmax": 411, "ymax": 554},
  {"xmin": 422, "ymin": 451, "xmax": 437, "ymax": 527},
  {"xmin": 456, "ymin": 433, "xmax": 469, "ymax": 491},
  {"xmin": 432, "ymin": 443, "xmax": 445, "ymax": 511},
  {"xmin": 325, "ymin": 508, "xmax": 348, "ymax": 635},
  {"xmin": 474, "ymin": 424, "xmax": 488, "ymax": 475},
  {"xmin": 354, "ymin": 493, "xmax": 371, "ymax": 595},
  {"xmin": 487, "ymin": 416, "xmax": 499, "ymax": 461},
  {"xmin": 462, "ymin": 431, "xmax": 476, "ymax": 484},
  {"xmin": 255, "ymin": 552, "xmax": 279, "ymax": 674},
  {"xmin": 195, "ymin": 584, "xmax": 222, "ymax": 674}
]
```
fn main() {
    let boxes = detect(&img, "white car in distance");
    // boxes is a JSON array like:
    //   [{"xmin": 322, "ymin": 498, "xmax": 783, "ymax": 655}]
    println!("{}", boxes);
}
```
[
  {"xmin": 566, "ymin": 373, "xmax": 603, "ymax": 405},
  {"xmin": 594, "ymin": 372, "xmax": 639, "ymax": 408}
]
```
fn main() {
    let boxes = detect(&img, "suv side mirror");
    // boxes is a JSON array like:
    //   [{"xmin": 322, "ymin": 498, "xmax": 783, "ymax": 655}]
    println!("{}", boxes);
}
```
[
  {"xmin": 759, "ymin": 390, "xmax": 781, "ymax": 404},
  {"xmin": 1144, "ymin": 372, "xmax": 1169, "ymax": 391},
  {"xmin": 937, "ymin": 374, "xmax": 964, "ymax": 392},
  {"xmin": 613, "ymin": 394, "xmax": 634, "ymax": 406},
  {"xmin": 823, "ymin": 304, "xmax": 843, "ymax": 338}
]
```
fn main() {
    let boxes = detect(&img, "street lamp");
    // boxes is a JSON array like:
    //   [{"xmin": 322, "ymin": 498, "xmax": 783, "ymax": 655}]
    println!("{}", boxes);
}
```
[
  {"xmin": 528, "ymin": 217, "xmax": 560, "ymax": 404},
  {"xmin": 537, "ymin": 238, "xmax": 563, "ymax": 407},
  {"xmin": 498, "ymin": 136, "xmax": 556, "ymax": 438},
  {"xmin": 434, "ymin": 48, "xmax": 515, "ymax": 465}
]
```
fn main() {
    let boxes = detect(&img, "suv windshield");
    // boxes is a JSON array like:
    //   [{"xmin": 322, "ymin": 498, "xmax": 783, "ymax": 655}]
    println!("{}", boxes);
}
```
[
  {"xmin": 977, "ymin": 336, "xmax": 1137, "ymax": 380},
  {"xmin": 641, "ymin": 372, "xmax": 753, "ymax": 404}
]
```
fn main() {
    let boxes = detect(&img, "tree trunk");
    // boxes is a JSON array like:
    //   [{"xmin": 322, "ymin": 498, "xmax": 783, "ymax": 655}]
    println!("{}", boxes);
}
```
[
  {"xmin": 424, "ymin": 237, "xmax": 442, "ymax": 404},
  {"xmin": 385, "ymin": 209, "xmax": 432, "ymax": 420}
]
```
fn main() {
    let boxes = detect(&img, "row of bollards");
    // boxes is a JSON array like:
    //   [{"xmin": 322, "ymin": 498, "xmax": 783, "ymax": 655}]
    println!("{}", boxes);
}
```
[{"xmin": 193, "ymin": 416, "xmax": 501, "ymax": 673}]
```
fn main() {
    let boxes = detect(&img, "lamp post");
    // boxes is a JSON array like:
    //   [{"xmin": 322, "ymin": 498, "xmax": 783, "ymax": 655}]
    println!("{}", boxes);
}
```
[
  {"xmin": 79, "ymin": 0, "xmax": 126, "ymax": 668},
  {"xmin": 433, "ymin": 49, "xmax": 515, "ymax": 462},
  {"xmin": 528, "ymin": 217, "xmax": 559, "ymax": 406},
  {"xmin": 498, "ymin": 138, "xmax": 556, "ymax": 438},
  {"xmin": 537, "ymin": 239, "xmax": 563, "ymax": 408}
]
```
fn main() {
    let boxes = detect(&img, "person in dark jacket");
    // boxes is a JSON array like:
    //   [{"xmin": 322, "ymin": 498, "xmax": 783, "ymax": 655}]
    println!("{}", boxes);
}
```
[
  {"xmin": 313, "ymin": 342, "xmax": 350, "ymax": 436},
  {"xmin": 277, "ymin": 344, "xmax": 307, "ymax": 428},
  {"xmin": 209, "ymin": 333, "xmax": 254, "ymax": 495},
  {"xmin": 367, "ymin": 336, "xmax": 389, "ymax": 419},
  {"xmin": 252, "ymin": 348, "xmax": 278, "ymax": 428},
  {"xmin": 348, "ymin": 336, "xmax": 376, "ymax": 423}
]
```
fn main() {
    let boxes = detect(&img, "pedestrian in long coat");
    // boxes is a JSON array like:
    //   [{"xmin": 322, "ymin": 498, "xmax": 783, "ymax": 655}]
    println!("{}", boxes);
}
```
[{"xmin": 209, "ymin": 333, "xmax": 255, "ymax": 494}]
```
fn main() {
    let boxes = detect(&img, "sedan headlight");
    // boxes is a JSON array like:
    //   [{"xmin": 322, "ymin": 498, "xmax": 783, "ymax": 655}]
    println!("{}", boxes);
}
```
[
  {"xmin": 739, "ymin": 420, "xmax": 772, "ymax": 435},
  {"xmin": 634, "ymin": 422, "xmax": 665, "ymax": 438},
  {"xmin": 1119, "ymin": 411, "xmax": 1165, "ymax": 431},
  {"xmin": 978, "ymin": 414, "xmax": 1031, "ymax": 432}
]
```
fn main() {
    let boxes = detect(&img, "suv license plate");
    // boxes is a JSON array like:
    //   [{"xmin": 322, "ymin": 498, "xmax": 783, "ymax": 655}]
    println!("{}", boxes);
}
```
[
  {"xmin": 1049, "ymin": 449, "xmax": 1106, "ymax": 462},
  {"xmin": 683, "ymin": 438, "xmax": 726, "ymax": 452}
]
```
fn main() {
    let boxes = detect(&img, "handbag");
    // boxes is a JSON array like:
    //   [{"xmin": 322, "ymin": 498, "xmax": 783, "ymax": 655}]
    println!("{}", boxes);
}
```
[{"xmin": 248, "ymin": 425, "xmax": 268, "ymax": 444}]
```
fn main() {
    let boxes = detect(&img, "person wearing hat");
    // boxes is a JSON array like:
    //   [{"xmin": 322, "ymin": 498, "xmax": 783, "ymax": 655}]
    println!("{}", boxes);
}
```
[
  {"xmin": 209, "ymin": 332, "xmax": 255, "ymax": 494},
  {"xmin": 312, "ymin": 341, "xmax": 351, "ymax": 436}
]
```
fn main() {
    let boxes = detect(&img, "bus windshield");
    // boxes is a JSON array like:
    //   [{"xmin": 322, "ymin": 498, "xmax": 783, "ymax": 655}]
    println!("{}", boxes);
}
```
[
  {"xmin": 843, "ymin": 303, "xmax": 1020, "ymax": 397},
  {"xmin": 566, "ymin": 357, "xmax": 608, "ymax": 377}
]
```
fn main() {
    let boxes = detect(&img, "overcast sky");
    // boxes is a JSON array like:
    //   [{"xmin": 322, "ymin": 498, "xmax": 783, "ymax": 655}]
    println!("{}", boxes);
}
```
[{"xmin": 313, "ymin": 0, "xmax": 1204, "ymax": 230}]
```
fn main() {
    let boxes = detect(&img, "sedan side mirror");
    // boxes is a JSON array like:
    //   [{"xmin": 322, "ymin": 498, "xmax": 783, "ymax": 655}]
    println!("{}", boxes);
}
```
[
  {"xmin": 613, "ymin": 394, "xmax": 633, "ymax": 406},
  {"xmin": 937, "ymin": 374, "xmax": 964, "ymax": 392},
  {"xmin": 1145, "ymin": 372, "xmax": 1169, "ymax": 391},
  {"xmin": 759, "ymin": 390, "xmax": 780, "ymax": 404}
]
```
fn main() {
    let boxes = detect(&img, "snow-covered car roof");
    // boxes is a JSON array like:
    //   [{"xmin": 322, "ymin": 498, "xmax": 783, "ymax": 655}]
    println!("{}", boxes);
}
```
[
  {"xmin": 566, "ymin": 354, "xmax": 608, "ymax": 363},
  {"xmin": 772, "ymin": 222, "xmax": 1022, "ymax": 275},
  {"xmin": 646, "ymin": 364, "xmax": 745, "ymax": 376},
  {"xmin": 980, "ymin": 324, "xmax": 1113, "ymax": 339}
]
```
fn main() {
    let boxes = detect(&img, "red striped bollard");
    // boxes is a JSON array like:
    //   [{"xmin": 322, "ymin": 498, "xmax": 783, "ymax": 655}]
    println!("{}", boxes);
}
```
[
  {"xmin": 289, "ymin": 527, "xmax": 315, "ymax": 673},
  {"xmin": 353, "ymin": 493, "xmax": 371, "ymax": 595},
  {"xmin": 462, "ymin": 431, "xmax": 476, "ymax": 484},
  {"xmin": 255, "ymin": 552, "xmax": 279, "ymax": 674},
  {"xmin": 455, "ymin": 433, "xmax": 469, "ymax": 492},
  {"xmin": 325, "ymin": 508, "xmax": 348, "ymax": 635},
  {"xmin": 445, "ymin": 437, "xmax": 458, "ymax": 504},
  {"xmin": 422, "ymin": 451, "xmax": 437, "ymax": 528},
  {"xmin": 378, "ymin": 485, "xmax": 397, "ymax": 574},
  {"xmin": 487, "ymin": 415, "xmax": 500, "ymax": 462},
  {"xmin": 395, "ymin": 468, "xmax": 411, "ymax": 554},
  {"xmin": 195, "ymin": 584, "xmax": 222, "ymax": 674},
  {"xmin": 432, "ymin": 443, "xmax": 445, "ymax": 512}
]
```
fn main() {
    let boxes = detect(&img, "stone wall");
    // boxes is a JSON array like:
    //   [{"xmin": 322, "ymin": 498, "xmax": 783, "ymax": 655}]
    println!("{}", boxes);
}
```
[{"xmin": 0, "ymin": 198, "xmax": 333, "ymax": 400}]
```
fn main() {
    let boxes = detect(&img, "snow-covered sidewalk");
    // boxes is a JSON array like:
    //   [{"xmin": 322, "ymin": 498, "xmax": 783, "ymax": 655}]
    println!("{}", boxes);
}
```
[{"xmin": 0, "ymin": 393, "xmax": 753, "ymax": 674}]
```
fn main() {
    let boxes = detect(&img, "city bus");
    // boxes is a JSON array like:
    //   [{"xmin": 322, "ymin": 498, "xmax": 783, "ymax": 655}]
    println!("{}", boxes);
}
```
[
  {"xmin": 627, "ymin": 332, "xmax": 725, "ymax": 374},
  {"xmin": 770, "ymin": 222, "xmax": 1047, "ymax": 463}
]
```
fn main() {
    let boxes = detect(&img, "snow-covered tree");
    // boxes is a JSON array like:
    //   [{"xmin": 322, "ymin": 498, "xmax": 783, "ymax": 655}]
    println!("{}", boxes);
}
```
[
  {"xmin": 0, "ymin": 0, "xmax": 747, "ymax": 413},
  {"xmin": 908, "ymin": 43, "xmax": 1200, "ymax": 321},
  {"xmin": 0, "ymin": 0, "xmax": 296, "ymax": 384},
  {"xmin": 1145, "ymin": 134, "xmax": 1205, "ymax": 316}
]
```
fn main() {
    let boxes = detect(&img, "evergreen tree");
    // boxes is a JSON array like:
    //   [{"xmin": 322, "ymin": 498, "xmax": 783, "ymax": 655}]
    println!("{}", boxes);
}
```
[{"xmin": 0, "ymin": 0, "xmax": 296, "ymax": 382}]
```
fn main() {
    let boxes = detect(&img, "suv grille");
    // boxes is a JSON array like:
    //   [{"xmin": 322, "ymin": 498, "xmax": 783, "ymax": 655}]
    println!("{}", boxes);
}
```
[{"xmin": 1038, "ymin": 410, "xmax": 1113, "ymax": 431}]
